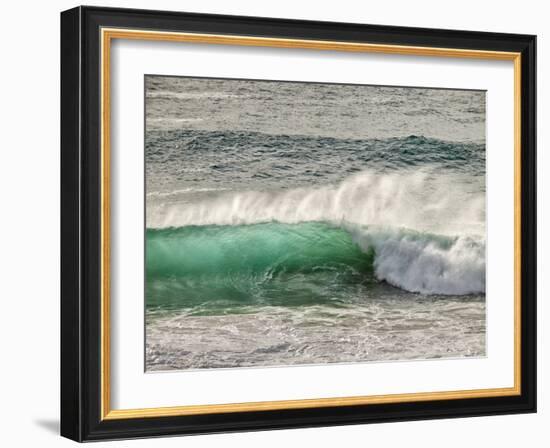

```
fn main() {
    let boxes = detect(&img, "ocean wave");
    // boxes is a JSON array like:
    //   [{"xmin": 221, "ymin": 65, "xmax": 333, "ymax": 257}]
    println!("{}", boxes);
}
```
[
  {"xmin": 146, "ymin": 222, "xmax": 485, "ymax": 296},
  {"xmin": 147, "ymin": 169, "xmax": 485, "ymax": 237}
]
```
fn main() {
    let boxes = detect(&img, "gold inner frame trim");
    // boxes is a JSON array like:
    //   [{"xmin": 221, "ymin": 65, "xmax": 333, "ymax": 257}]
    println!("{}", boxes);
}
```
[{"xmin": 100, "ymin": 27, "xmax": 522, "ymax": 421}]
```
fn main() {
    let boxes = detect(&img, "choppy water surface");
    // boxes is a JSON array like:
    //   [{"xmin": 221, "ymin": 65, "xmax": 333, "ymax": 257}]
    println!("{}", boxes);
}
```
[{"xmin": 145, "ymin": 76, "xmax": 486, "ymax": 371}]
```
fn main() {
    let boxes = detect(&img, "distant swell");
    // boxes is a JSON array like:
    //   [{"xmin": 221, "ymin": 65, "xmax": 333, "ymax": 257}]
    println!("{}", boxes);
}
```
[{"xmin": 146, "ymin": 222, "xmax": 485, "ymax": 296}]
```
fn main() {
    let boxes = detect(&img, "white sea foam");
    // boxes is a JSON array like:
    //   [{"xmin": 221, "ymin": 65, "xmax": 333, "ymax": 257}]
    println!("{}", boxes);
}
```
[
  {"xmin": 349, "ymin": 227, "xmax": 485, "ymax": 294},
  {"xmin": 146, "ymin": 300, "xmax": 486, "ymax": 370}
]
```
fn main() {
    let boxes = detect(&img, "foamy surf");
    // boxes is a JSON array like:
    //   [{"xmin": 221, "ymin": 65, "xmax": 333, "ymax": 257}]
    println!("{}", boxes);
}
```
[{"xmin": 349, "ymin": 227, "xmax": 485, "ymax": 294}]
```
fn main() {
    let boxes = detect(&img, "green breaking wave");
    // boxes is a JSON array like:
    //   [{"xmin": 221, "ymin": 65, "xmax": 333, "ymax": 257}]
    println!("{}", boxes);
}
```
[
  {"xmin": 146, "ymin": 222, "xmax": 375, "ymax": 277},
  {"xmin": 145, "ymin": 222, "xmax": 376, "ymax": 313},
  {"xmin": 145, "ymin": 221, "xmax": 485, "ymax": 315}
]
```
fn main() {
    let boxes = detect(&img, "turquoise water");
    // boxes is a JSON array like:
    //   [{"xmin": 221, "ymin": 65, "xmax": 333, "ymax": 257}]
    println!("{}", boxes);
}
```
[
  {"xmin": 146, "ymin": 222, "xmax": 375, "ymax": 314},
  {"xmin": 145, "ymin": 77, "xmax": 486, "ymax": 371}
]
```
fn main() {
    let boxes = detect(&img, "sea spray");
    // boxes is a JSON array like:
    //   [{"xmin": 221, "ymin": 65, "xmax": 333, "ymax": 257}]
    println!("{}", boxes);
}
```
[{"xmin": 147, "ymin": 169, "xmax": 485, "ymax": 238}]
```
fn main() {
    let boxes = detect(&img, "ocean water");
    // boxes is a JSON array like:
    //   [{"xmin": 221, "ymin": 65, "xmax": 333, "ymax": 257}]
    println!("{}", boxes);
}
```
[{"xmin": 145, "ymin": 76, "xmax": 486, "ymax": 371}]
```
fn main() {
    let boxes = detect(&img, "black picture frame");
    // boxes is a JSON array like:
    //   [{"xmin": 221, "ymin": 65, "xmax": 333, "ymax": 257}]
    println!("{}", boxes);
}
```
[{"xmin": 61, "ymin": 5, "xmax": 536, "ymax": 442}]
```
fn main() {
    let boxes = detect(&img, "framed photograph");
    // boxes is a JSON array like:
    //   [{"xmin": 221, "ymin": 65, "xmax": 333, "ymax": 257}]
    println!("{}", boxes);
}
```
[{"xmin": 60, "ymin": 6, "xmax": 536, "ymax": 442}]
